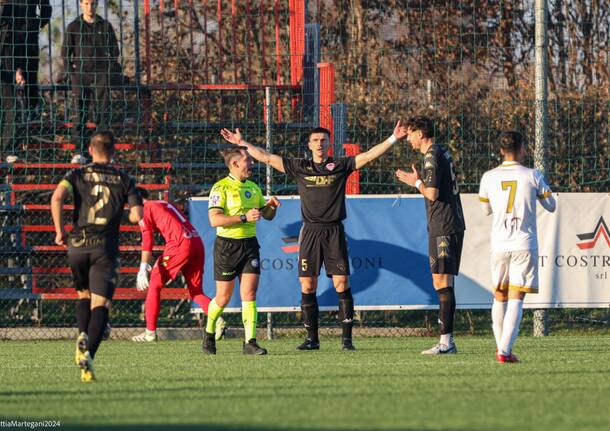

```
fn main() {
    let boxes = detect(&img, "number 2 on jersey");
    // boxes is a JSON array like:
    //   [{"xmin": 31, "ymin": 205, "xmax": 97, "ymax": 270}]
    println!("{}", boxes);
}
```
[
  {"xmin": 501, "ymin": 181, "xmax": 517, "ymax": 213},
  {"xmin": 87, "ymin": 184, "xmax": 110, "ymax": 224}
]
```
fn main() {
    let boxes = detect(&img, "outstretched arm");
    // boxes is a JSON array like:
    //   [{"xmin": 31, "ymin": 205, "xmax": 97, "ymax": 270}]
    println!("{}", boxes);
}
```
[
  {"xmin": 221, "ymin": 128, "xmax": 285, "ymax": 173},
  {"xmin": 355, "ymin": 120, "xmax": 407, "ymax": 170}
]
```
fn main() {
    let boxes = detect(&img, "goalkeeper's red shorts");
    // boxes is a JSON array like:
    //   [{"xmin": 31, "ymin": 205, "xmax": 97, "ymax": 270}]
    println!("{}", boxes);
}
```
[{"xmin": 150, "ymin": 237, "xmax": 205, "ymax": 294}]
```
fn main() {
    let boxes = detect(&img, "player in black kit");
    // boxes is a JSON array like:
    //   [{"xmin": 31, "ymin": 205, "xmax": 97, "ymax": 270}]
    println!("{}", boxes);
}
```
[
  {"xmin": 221, "ymin": 122, "xmax": 407, "ymax": 350},
  {"xmin": 396, "ymin": 116, "xmax": 466, "ymax": 355},
  {"xmin": 51, "ymin": 131, "xmax": 143, "ymax": 381}
]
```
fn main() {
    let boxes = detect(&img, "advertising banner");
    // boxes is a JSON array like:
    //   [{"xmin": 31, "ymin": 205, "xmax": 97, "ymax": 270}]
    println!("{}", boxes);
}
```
[{"xmin": 189, "ymin": 193, "xmax": 610, "ymax": 311}]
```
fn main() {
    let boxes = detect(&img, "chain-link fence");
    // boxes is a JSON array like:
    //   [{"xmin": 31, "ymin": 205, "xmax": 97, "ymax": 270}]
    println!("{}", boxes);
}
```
[{"xmin": 1, "ymin": 1, "xmax": 609, "ymax": 340}]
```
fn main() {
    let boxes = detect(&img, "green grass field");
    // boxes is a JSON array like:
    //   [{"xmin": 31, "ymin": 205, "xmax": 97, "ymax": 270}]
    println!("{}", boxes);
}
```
[{"xmin": 1, "ymin": 336, "xmax": 609, "ymax": 430}]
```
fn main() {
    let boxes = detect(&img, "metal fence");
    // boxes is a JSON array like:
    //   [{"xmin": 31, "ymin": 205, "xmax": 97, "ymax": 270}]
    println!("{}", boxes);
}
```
[{"xmin": 1, "ymin": 1, "xmax": 608, "ymax": 339}]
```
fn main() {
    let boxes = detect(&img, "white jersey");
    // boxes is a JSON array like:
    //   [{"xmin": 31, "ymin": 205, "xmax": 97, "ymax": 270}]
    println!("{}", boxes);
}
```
[{"xmin": 479, "ymin": 162, "xmax": 554, "ymax": 252}]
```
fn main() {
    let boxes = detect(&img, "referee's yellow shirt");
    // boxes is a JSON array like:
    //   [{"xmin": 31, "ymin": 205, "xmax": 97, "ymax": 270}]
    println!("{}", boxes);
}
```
[{"xmin": 208, "ymin": 174, "xmax": 266, "ymax": 239}]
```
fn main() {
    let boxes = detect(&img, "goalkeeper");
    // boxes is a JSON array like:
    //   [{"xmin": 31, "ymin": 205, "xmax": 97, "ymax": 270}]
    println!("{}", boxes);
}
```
[{"xmin": 132, "ymin": 188, "xmax": 224, "ymax": 342}]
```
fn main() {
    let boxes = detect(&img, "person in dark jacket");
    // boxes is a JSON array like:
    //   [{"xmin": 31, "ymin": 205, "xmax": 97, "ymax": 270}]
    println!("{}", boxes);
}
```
[
  {"xmin": 62, "ymin": 0, "xmax": 120, "ymax": 158},
  {"xmin": 15, "ymin": 0, "xmax": 51, "ymax": 119},
  {"xmin": 1, "ymin": 1, "xmax": 49, "ymax": 160}
]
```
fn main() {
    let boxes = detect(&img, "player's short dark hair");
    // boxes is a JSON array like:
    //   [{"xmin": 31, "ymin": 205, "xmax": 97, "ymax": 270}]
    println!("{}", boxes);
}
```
[
  {"xmin": 308, "ymin": 127, "xmax": 331, "ymax": 140},
  {"xmin": 499, "ymin": 131, "xmax": 524, "ymax": 154},
  {"xmin": 136, "ymin": 187, "xmax": 149, "ymax": 200},
  {"xmin": 220, "ymin": 146, "xmax": 248, "ymax": 168},
  {"xmin": 89, "ymin": 131, "xmax": 115, "ymax": 157},
  {"xmin": 405, "ymin": 116, "xmax": 434, "ymax": 139}
]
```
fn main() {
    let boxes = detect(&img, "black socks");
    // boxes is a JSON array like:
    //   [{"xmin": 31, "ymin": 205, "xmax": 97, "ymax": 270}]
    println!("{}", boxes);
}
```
[
  {"xmin": 338, "ymin": 289, "xmax": 354, "ymax": 340},
  {"xmin": 87, "ymin": 306, "xmax": 109, "ymax": 359},
  {"xmin": 76, "ymin": 298, "xmax": 91, "ymax": 334},
  {"xmin": 301, "ymin": 292, "xmax": 319, "ymax": 342},
  {"xmin": 436, "ymin": 287, "xmax": 456, "ymax": 334}
]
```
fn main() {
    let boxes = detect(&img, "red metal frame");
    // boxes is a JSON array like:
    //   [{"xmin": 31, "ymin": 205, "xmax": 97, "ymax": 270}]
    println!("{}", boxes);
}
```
[
  {"xmin": 318, "ymin": 63, "xmax": 335, "ymax": 155},
  {"xmin": 32, "ymin": 287, "xmax": 190, "ymax": 300},
  {"xmin": 32, "ymin": 245, "xmax": 164, "ymax": 252},
  {"xmin": 289, "ymin": 0, "xmax": 305, "ymax": 86},
  {"xmin": 136, "ymin": 1, "xmax": 310, "ymax": 129},
  {"xmin": 21, "ymin": 225, "xmax": 140, "ymax": 232}
]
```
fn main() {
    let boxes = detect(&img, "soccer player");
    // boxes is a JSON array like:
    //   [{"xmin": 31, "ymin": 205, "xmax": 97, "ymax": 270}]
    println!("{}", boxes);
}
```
[
  {"xmin": 221, "ymin": 122, "xmax": 407, "ymax": 351},
  {"xmin": 131, "ymin": 188, "xmax": 225, "ymax": 342},
  {"xmin": 396, "ymin": 115, "xmax": 465, "ymax": 355},
  {"xmin": 202, "ymin": 146, "xmax": 280, "ymax": 355},
  {"xmin": 51, "ymin": 131, "xmax": 143, "ymax": 381},
  {"xmin": 478, "ymin": 131, "xmax": 556, "ymax": 363}
]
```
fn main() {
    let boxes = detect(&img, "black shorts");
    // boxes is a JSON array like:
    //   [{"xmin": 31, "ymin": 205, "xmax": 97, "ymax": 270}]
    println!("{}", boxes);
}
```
[
  {"xmin": 67, "ymin": 245, "xmax": 120, "ymax": 299},
  {"xmin": 298, "ymin": 222, "xmax": 350, "ymax": 278},
  {"xmin": 214, "ymin": 236, "xmax": 260, "ymax": 281},
  {"xmin": 428, "ymin": 232, "xmax": 464, "ymax": 275}
]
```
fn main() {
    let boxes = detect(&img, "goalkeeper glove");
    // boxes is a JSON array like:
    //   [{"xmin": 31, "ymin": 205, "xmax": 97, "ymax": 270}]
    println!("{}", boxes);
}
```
[{"xmin": 136, "ymin": 262, "xmax": 152, "ymax": 291}]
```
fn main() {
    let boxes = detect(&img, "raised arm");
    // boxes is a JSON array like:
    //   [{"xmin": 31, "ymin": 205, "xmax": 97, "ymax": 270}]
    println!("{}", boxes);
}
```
[
  {"xmin": 355, "ymin": 120, "xmax": 407, "ymax": 170},
  {"xmin": 221, "ymin": 128, "xmax": 285, "ymax": 173}
]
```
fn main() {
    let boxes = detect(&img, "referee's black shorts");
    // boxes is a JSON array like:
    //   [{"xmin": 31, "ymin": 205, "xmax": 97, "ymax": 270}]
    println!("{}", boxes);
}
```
[
  {"xmin": 214, "ymin": 236, "xmax": 260, "ymax": 281},
  {"xmin": 298, "ymin": 222, "xmax": 350, "ymax": 278},
  {"xmin": 428, "ymin": 232, "xmax": 464, "ymax": 275},
  {"xmin": 67, "ymin": 244, "xmax": 120, "ymax": 299}
]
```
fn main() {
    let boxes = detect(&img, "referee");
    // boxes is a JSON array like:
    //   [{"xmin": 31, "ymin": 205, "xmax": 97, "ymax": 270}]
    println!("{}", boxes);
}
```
[
  {"xmin": 203, "ymin": 146, "xmax": 280, "ymax": 355},
  {"xmin": 51, "ymin": 131, "xmax": 143, "ymax": 381},
  {"xmin": 221, "ymin": 123, "xmax": 406, "ymax": 350},
  {"xmin": 396, "ymin": 116, "xmax": 466, "ymax": 355}
]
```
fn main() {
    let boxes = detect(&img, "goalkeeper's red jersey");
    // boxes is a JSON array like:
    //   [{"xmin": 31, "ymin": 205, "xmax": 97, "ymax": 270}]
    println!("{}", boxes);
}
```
[{"xmin": 139, "ymin": 201, "xmax": 199, "ymax": 252}]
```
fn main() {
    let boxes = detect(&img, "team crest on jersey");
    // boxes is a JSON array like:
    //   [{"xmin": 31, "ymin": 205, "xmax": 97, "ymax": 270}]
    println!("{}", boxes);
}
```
[
  {"xmin": 245, "ymin": 191, "xmax": 252, "ymax": 199},
  {"xmin": 325, "ymin": 162, "xmax": 335, "ymax": 171}
]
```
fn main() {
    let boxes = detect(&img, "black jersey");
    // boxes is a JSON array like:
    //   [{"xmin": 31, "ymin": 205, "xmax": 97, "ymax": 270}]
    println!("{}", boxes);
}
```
[
  {"xmin": 282, "ymin": 156, "xmax": 356, "ymax": 224},
  {"xmin": 422, "ymin": 144, "xmax": 466, "ymax": 236},
  {"xmin": 61, "ymin": 163, "xmax": 142, "ymax": 252}
]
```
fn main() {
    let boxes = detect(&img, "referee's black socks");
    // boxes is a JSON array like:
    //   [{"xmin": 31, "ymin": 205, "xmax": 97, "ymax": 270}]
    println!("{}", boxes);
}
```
[
  {"xmin": 338, "ymin": 289, "xmax": 354, "ymax": 340},
  {"xmin": 76, "ymin": 298, "xmax": 91, "ymax": 334},
  {"xmin": 88, "ymin": 306, "xmax": 109, "ymax": 359},
  {"xmin": 301, "ymin": 292, "xmax": 319, "ymax": 342},
  {"xmin": 436, "ymin": 287, "xmax": 456, "ymax": 335}
]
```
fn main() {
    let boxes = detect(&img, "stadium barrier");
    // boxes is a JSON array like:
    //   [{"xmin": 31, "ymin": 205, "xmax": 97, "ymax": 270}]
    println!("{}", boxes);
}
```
[{"xmin": 189, "ymin": 193, "xmax": 610, "ymax": 312}]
